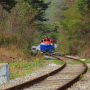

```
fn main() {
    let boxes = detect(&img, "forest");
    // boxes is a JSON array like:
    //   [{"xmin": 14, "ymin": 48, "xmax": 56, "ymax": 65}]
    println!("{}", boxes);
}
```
[
  {"xmin": 56, "ymin": 0, "xmax": 90, "ymax": 58},
  {"xmin": 0, "ymin": 0, "xmax": 90, "ymax": 59}
]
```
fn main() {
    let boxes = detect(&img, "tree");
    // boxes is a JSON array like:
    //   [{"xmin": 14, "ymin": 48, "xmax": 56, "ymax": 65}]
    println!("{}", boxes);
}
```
[
  {"xmin": 75, "ymin": 0, "xmax": 90, "ymax": 10},
  {"xmin": 34, "ymin": 24, "xmax": 58, "ymax": 45},
  {"xmin": 56, "ymin": 0, "xmax": 90, "ymax": 55},
  {"xmin": 24, "ymin": 0, "xmax": 51, "ymax": 22},
  {"xmin": 0, "ymin": 0, "xmax": 17, "ymax": 12}
]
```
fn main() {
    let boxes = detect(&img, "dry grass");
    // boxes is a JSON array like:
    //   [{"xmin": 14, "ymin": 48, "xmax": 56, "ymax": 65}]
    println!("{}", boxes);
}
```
[
  {"xmin": 79, "ymin": 49, "xmax": 90, "ymax": 58},
  {"xmin": 0, "ymin": 45, "xmax": 23, "ymax": 63}
]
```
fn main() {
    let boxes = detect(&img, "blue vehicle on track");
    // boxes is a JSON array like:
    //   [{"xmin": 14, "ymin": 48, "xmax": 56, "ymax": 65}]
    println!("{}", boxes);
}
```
[{"xmin": 40, "ymin": 37, "xmax": 53, "ymax": 52}]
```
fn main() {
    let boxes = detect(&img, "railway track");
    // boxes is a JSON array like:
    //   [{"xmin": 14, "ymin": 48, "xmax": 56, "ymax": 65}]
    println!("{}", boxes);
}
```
[{"xmin": 3, "ymin": 54, "xmax": 87, "ymax": 90}]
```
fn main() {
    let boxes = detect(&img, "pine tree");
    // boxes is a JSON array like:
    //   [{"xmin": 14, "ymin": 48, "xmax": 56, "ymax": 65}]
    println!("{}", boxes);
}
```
[
  {"xmin": 24, "ymin": 0, "xmax": 51, "ymax": 22},
  {"xmin": 0, "ymin": 0, "xmax": 17, "ymax": 12}
]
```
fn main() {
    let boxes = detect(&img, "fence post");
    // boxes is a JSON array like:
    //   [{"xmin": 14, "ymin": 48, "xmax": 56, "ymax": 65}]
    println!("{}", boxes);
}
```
[
  {"xmin": 23, "ymin": 60, "xmax": 26, "ymax": 82},
  {"xmin": 23, "ymin": 61, "xmax": 24, "ymax": 82}
]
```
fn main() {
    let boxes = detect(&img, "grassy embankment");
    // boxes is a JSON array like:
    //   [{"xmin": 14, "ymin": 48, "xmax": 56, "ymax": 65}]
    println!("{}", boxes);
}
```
[
  {"xmin": 78, "ymin": 58, "xmax": 90, "ymax": 71},
  {"xmin": 66, "ymin": 61, "xmax": 83, "ymax": 65},
  {"xmin": 53, "ymin": 52, "xmax": 83, "ymax": 65},
  {"xmin": 0, "ymin": 59, "xmax": 64, "ymax": 80}
]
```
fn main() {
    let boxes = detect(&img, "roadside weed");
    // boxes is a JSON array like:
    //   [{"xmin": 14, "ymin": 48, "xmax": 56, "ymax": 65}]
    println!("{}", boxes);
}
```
[{"xmin": 79, "ymin": 74, "xmax": 83, "ymax": 80}]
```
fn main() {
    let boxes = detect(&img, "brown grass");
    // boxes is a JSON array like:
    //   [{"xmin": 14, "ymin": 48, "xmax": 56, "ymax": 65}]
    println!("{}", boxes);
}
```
[{"xmin": 0, "ymin": 45, "xmax": 23, "ymax": 63}]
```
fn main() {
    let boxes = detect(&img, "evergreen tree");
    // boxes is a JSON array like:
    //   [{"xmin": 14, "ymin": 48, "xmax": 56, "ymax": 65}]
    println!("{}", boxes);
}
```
[
  {"xmin": 24, "ymin": 0, "xmax": 51, "ymax": 22},
  {"xmin": 76, "ymin": 0, "xmax": 90, "ymax": 10},
  {"xmin": 34, "ymin": 24, "xmax": 58, "ymax": 45},
  {"xmin": 0, "ymin": 0, "xmax": 17, "ymax": 12}
]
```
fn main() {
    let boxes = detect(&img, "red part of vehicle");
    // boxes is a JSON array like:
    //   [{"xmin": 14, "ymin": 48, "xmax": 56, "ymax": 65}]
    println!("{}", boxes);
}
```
[{"xmin": 41, "ymin": 37, "xmax": 53, "ymax": 45}]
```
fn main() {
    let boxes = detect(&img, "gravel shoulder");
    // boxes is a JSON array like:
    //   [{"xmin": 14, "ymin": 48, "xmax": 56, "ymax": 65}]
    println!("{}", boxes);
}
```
[
  {"xmin": 66, "ymin": 55, "xmax": 90, "ymax": 90},
  {"xmin": 1, "ymin": 55, "xmax": 90, "ymax": 90},
  {"xmin": 0, "ymin": 63, "xmax": 61, "ymax": 90},
  {"xmin": 68, "ymin": 71, "xmax": 90, "ymax": 90}
]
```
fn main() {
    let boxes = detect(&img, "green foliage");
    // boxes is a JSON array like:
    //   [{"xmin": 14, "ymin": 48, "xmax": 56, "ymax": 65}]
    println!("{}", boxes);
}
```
[
  {"xmin": 86, "ymin": 0, "xmax": 90, "ymax": 9},
  {"xmin": 67, "ymin": 61, "xmax": 83, "ymax": 65},
  {"xmin": 29, "ymin": 51, "xmax": 37, "ymax": 56},
  {"xmin": 34, "ymin": 23, "xmax": 58, "ymax": 45},
  {"xmin": 9, "ymin": 62, "xmax": 20, "ymax": 68},
  {"xmin": 9, "ymin": 59, "xmax": 58, "ymax": 79},
  {"xmin": 79, "ymin": 74, "xmax": 83, "ymax": 80},
  {"xmin": 84, "ymin": 59, "xmax": 90, "ymax": 63},
  {"xmin": 44, "ymin": 0, "xmax": 62, "ymax": 23},
  {"xmin": 52, "ymin": 60, "xmax": 64, "ymax": 65},
  {"xmin": 0, "ymin": 0, "xmax": 17, "ymax": 12},
  {"xmin": 24, "ymin": 0, "xmax": 51, "ymax": 22},
  {"xmin": 61, "ymin": 5, "xmax": 68, "ymax": 10},
  {"xmin": 57, "ymin": 29, "xmax": 70, "ymax": 54},
  {"xmin": 0, "ymin": 35, "xmax": 17, "ymax": 46},
  {"xmin": 0, "ymin": 0, "xmax": 51, "ymax": 58},
  {"xmin": 62, "ymin": 54, "xmax": 67, "ymax": 56},
  {"xmin": 56, "ymin": 0, "xmax": 90, "ymax": 55},
  {"xmin": 88, "ymin": 68, "xmax": 90, "ymax": 71},
  {"xmin": 75, "ymin": 0, "xmax": 86, "ymax": 10},
  {"xmin": 75, "ymin": 0, "xmax": 90, "ymax": 10},
  {"xmin": 60, "ymin": 7, "xmax": 82, "ymax": 35}
]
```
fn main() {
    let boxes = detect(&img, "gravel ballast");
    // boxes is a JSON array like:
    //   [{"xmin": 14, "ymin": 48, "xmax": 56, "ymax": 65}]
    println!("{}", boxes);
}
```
[
  {"xmin": 1, "ymin": 55, "xmax": 90, "ymax": 90},
  {"xmin": 68, "ymin": 71, "xmax": 90, "ymax": 90},
  {"xmin": 0, "ymin": 63, "xmax": 61, "ymax": 90},
  {"xmin": 66, "ymin": 55, "xmax": 90, "ymax": 90}
]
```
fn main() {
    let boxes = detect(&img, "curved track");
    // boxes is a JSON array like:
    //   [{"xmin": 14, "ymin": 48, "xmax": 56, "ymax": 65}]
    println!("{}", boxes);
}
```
[{"xmin": 3, "ymin": 55, "xmax": 87, "ymax": 90}]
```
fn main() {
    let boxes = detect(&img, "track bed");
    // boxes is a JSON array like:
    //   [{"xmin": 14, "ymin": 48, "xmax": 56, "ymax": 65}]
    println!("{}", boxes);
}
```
[
  {"xmin": 3, "ymin": 55, "xmax": 87, "ymax": 90},
  {"xmin": 24, "ymin": 64, "xmax": 84, "ymax": 90}
]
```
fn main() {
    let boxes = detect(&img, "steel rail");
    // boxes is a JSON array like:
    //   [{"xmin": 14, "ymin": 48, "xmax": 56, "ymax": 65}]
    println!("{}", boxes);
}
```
[
  {"xmin": 56, "ymin": 56, "xmax": 88, "ymax": 90},
  {"xmin": 2, "ymin": 55, "xmax": 66, "ymax": 90},
  {"xmin": 2, "ymin": 55, "xmax": 88, "ymax": 90}
]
